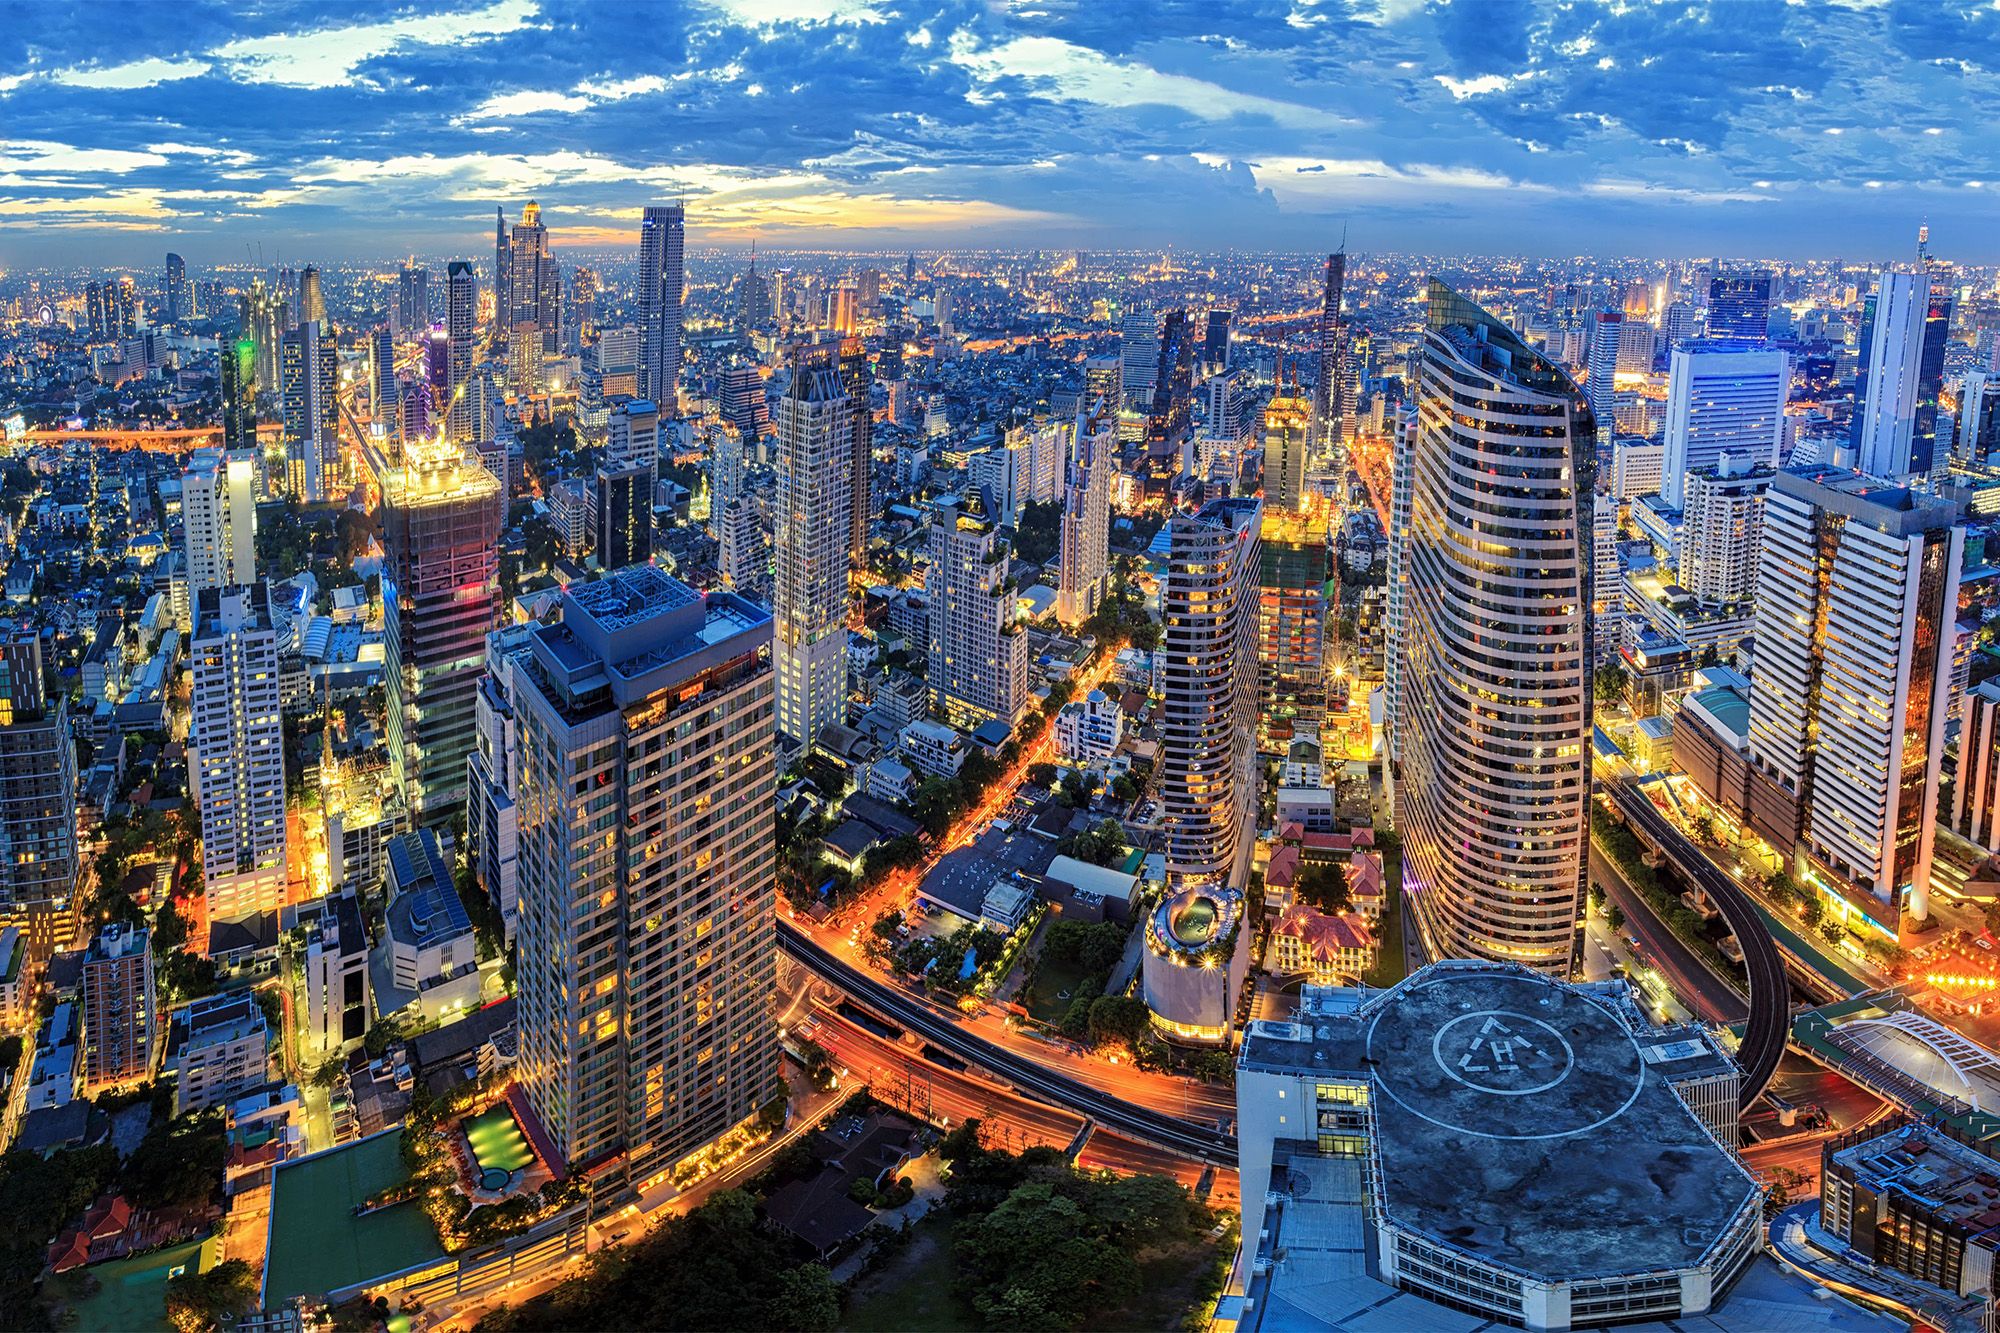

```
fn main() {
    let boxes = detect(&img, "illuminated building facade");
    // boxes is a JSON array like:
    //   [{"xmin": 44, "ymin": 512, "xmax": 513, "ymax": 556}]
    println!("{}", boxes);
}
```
[
  {"xmin": 280, "ymin": 319, "xmax": 337, "ymax": 500},
  {"xmin": 1257, "ymin": 505, "xmax": 1328, "ymax": 754},
  {"xmin": 446, "ymin": 260, "xmax": 478, "ymax": 443},
  {"xmin": 638, "ymin": 203, "xmax": 685, "ymax": 408},
  {"xmin": 190, "ymin": 584, "xmax": 290, "ymax": 927},
  {"xmin": 773, "ymin": 363, "xmax": 852, "ymax": 754},
  {"xmin": 926, "ymin": 491, "xmax": 1029, "ymax": 732},
  {"xmin": 513, "ymin": 567, "xmax": 777, "ymax": 1186},
  {"xmin": 0, "ymin": 630, "xmax": 79, "ymax": 936},
  {"xmin": 1056, "ymin": 417, "xmax": 1112, "ymax": 627}
]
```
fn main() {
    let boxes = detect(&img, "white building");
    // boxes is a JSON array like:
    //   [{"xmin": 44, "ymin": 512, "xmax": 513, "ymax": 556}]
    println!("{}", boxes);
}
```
[
  {"xmin": 1054, "ymin": 688, "xmax": 1124, "ymax": 763},
  {"xmin": 1747, "ymin": 464, "xmax": 1962, "ymax": 929},
  {"xmin": 381, "ymin": 829, "xmax": 477, "ymax": 997},
  {"xmin": 1851, "ymin": 269, "xmax": 1937, "ymax": 481},
  {"xmin": 900, "ymin": 718, "xmax": 968, "ymax": 780},
  {"xmin": 1056, "ymin": 418, "xmax": 1112, "ymax": 628},
  {"xmin": 191, "ymin": 584, "xmax": 289, "ymax": 928},
  {"xmin": 926, "ymin": 492, "xmax": 1029, "ymax": 731},
  {"xmin": 181, "ymin": 449, "xmax": 256, "ymax": 629},
  {"xmin": 295, "ymin": 893, "xmax": 370, "ymax": 1059},
  {"xmin": 1119, "ymin": 308, "xmax": 1158, "ymax": 408},
  {"xmin": 1678, "ymin": 455, "xmax": 1771, "ymax": 607},
  {"xmin": 1660, "ymin": 341, "xmax": 1787, "ymax": 507},
  {"xmin": 164, "ymin": 990, "xmax": 269, "ymax": 1115},
  {"xmin": 1954, "ymin": 680, "xmax": 2000, "ymax": 849},
  {"xmin": 1611, "ymin": 435, "xmax": 1667, "ymax": 501},
  {"xmin": 773, "ymin": 363, "xmax": 852, "ymax": 754}
]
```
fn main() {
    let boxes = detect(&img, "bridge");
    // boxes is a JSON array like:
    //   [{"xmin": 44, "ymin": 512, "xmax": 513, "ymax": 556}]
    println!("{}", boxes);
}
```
[
  {"xmin": 1607, "ymin": 779, "xmax": 1789, "ymax": 1109},
  {"xmin": 778, "ymin": 922, "xmax": 1237, "ymax": 1166}
]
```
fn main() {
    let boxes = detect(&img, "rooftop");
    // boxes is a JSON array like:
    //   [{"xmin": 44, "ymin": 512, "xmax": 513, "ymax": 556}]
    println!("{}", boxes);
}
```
[
  {"xmin": 1831, "ymin": 1123, "xmax": 2000, "ymax": 1233},
  {"xmin": 1242, "ymin": 964, "xmax": 1758, "ymax": 1283}
]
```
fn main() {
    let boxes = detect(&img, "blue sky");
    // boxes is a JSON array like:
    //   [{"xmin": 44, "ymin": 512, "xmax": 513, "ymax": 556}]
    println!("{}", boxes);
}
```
[{"xmin": 1, "ymin": 0, "xmax": 1995, "ymax": 265}]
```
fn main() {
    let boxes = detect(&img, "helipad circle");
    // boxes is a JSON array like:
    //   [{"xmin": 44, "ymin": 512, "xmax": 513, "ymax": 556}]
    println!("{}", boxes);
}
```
[{"xmin": 1430, "ymin": 1010, "xmax": 1574, "ymax": 1095}]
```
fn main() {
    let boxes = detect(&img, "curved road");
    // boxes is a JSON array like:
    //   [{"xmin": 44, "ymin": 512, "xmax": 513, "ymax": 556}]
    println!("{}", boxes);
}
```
[
  {"xmin": 1608, "ymin": 780, "xmax": 1788, "ymax": 1109},
  {"xmin": 778, "ymin": 922, "xmax": 1238, "ymax": 1166}
]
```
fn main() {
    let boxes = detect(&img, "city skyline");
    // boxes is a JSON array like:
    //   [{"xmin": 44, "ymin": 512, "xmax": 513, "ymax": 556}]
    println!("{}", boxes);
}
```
[{"xmin": 4, "ymin": 0, "xmax": 1999, "ymax": 264}]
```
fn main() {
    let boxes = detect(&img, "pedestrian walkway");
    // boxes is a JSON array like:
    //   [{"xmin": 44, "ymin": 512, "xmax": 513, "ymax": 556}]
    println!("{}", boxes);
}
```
[{"xmin": 1769, "ymin": 1201, "xmax": 1986, "ymax": 1333}]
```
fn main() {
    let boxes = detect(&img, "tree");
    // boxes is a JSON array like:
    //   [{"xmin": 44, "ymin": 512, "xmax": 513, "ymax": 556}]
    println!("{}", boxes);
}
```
[
  {"xmin": 1042, "ymin": 920, "xmax": 1127, "ymax": 974},
  {"xmin": 165, "ymin": 1259, "xmax": 257, "ymax": 1333},
  {"xmin": 1801, "ymin": 894, "xmax": 1825, "ymax": 928},
  {"xmin": 1594, "ymin": 661, "xmax": 1629, "ymax": 704},
  {"xmin": 1066, "ymin": 818, "xmax": 1127, "ymax": 868},
  {"xmin": 122, "ymin": 1110, "xmax": 228, "ymax": 1210},
  {"xmin": 1087, "ymin": 994, "xmax": 1150, "ymax": 1049},
  {"xmin": 1013, "ymin": 499, "xmax": 1062, "ymax": 565},
  {"xmin": 1026, "ymin": 762, "xmax": 1058, "ymax": 790},
  {"xmin": 1606, "ymin": 901, "xmax": 1626, "ymax": 930},
  {"xmin": 1819, "ymin": 920, "xmax": 1846, "ymax": 946},
  {"xmin": 1292, "ymin": 863, "xmax": 1352, "ymax": 915}
]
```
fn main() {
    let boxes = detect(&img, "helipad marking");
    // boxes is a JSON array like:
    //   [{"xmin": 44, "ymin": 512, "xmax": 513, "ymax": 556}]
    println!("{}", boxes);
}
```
[{"xmin": 1433, "ymin": 1011, "xmax": 1574, "ymax": 1095}]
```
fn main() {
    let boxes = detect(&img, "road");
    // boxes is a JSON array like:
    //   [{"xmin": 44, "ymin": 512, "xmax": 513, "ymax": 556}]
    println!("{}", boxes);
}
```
[
  {"xmin": 1591, "ymin": 844, "xmax": 1748, "ymax": 1026},
  {"xmin": 780, "ymin": 923, "xmax": 1236, "ymax": 1165},
  {"xmin": 1608, "ymin": 780, "xmax": 1788, "ymax": 1108}
]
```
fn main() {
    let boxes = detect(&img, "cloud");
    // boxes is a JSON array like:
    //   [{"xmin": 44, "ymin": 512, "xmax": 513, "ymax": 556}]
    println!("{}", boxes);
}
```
[
  {"xmin": 213, "ymin": 0, "xmax": 541, "ymax": 89},
  {"xmin": 0, "ymin": 140, "xmax": 169, "ymax": 176},
  {"xmin": 48, "ymin": 56, "xmax": 211, "ymax": 89},
  {"xmin": 459, "ymin": 90, "xmax": 594, "ymax": 120}
]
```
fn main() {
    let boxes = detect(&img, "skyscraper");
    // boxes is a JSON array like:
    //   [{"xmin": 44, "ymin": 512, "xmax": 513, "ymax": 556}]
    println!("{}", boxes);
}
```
[
  {"xmin": 566, "ymin": 265, "xmax": 599, "ymax": 354},
  {"xmin": 1747, "ymin": 465, "xmax": 1961, "ymax": 929},
  {"xmin": 493, "ymin": 206, "xmax": 510, "ymax": 335},
  {"xmin": 280, "ymin": 319, "xmax": 337, "ymax": 500},
  {"xmin": 191, "ymin": 583, "xmax": 290, "ymax": 929},
  {"xmin": 1852, "ymin": 270, "xmax": 1951, "ymax": 480},
  {"xmin": 244, "ymin": 277, "xmax": 282, "ymax": 401},
  {"xmin": 164, "ymin": 252, "xmax": 187, "ymax": 325},
  {"xmin": 1706, "ymin": 272, "xmax": 1772, "ymax": 342},
  {"xmin": 446, "ymin": 261, "xmax": 478, "ymax": 443},
  {"xmin": 397, "ymin": 264, "xmax": 429, "ymax": 334},
  {"xmin": 369, "ymin": 327, "xmax": 397, "ymax": 426},
  {"xmin": 1586, "ymin": 310, "xmax": 1625, "ymax": 439},
  {"xmin": 297, "ymin": 265, "xmax": 325, "ymax": 328},
  {"xmin": 1678, "ymin": 455, "xmax": 1772, "ymax": 608},
  {"xmin": 1311, "ymin": 251, "xmax": 1347, "ymax": 451},
  {"xmin": 80, "ymin": 924, "xmax": 155, "ymax": 1094},
  {"xmin": 927, "ymin": 492, "xmax": 1030, "ymax": 731},
  {"xmin": 1161, "ymin": 497, "xmax": 1262, "ymax": 894},
  {"xmin": 1399, "ymin": 281, "xmax": 1595, "ymax": 976},
  {"xmin": 1257, "ymin": 502, "xmax": 1328, "ymax": 754},
  {"xmin": 219, "ymin": 335, "xmax": 258, "ymax": 452},
  {"xmin": 1204, "ymin": 308, "xmax": 1232, "ymax": 375},
  {"xmin": 598, "ymin": 399, "xmax": 659, "ymax": 572},
  {"xmin": 1659, "ymin": 341, "xmax": 1788, "ymax": 507},
  {"xmin": 374, "ymin": 440, "xmax": 504, "ymax": 825},
  {"xmin": 0, "ymin": 628, "xmax": 78, "ymax": 937},
  {"xmin": 513, "ymin": 566, "xmax": 777, "ymax": 1187},
  {"xmin": 1056, "ymin": 415, "xmax": 1112, "ymax": 627},
  {"xmin": 721, "ymin": 361, "xmax": 769, "ymax": 440},
  {"xmin": 1261, "ymin": 381, "xmax": 1312, "ymax": 512},
  {"xmin": 508, "ymin": 201, "xmax": 559, "ymax": 394},
  {"xmin": 182, "ymin": 448, "xmax": 257, "ymax": 618},
  {"xmin": 1120, "ymin": 308, "xmax": 1158, "ymax": 409},
  {"xmin": 1146, "ymin": 310, "xmax": 1198, "ymax": 458},
  {"xmin": 773, "ymin": 362, "xmax": 852, "ymax": 754},
  {"xmin": 1383, "ymin": 406, "xmax": 1416, "ymax": 777},
  {"xmin": 638, "ymin": 203, "xmax": 686, "ymax": 408}
]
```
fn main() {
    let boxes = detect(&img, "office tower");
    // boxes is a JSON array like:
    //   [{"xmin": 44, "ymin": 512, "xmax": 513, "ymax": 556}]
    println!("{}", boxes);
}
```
[
  {"xmin": 1161, "ymin": 497, "xmax": 1262, "ymax": 894},
  {"xmin": 830, "ymin": 284, "xmax": 857, "ymax": 336},
  {"xmin": 219, "ymin": 335, "xmax": 258, "ymax": 451},
  {"xmin": 164, "ymin": 252, "xmax": 187, "ymax": 325},
  {"xmin": 1956, "ymin": 681, "xmax": 2000, "ymax": 847},
  {"xmin": 1146, "ymin": 310, "xmax": 1198, "ymax": 456},
  {"xmin": 1383, "ymin": 407, "xmax": 1416, "ymax": 773},
  {"xmin": 717, "ymin": 497, "xmax": 765, "ymax": 593},
  {"xmin": 0, "ymin": 630, "xmax": 78, "ymax": 930},
  {"xmin": 423, "ymin": 326, "xmax": 451, "ymax": 435},
  {"xmin": 80, "ymin": 924, "xmax": 155, "ymax": 1094},
  {"xmin": 709, "ymin": 420, "xmax": 746, "ymax": 520},
  {"xmin": 932, "ymin": 285, "xmax": 953, "ymax": 334},
  {"xmin": 191, "ymin": 584, "xmax": 290, "ymax": 927},
  {"xmin": 1262, "ymin": 382, "xmax": 1312, "ymax": 512},
  {"xmin": 396, "ymin": 264, "xmax": 429, "ymax": 334},
  {"xmin": 856, "ymin": 267, "xmax": 880, "ymax": 313},
  {"xmin": 926, "ymin": 492, "xmax": 1030, "ymax": 731},
  {"xmin": 1678, "ymin": 456, "xmax": 1771, "ymax": 606},
  {"xmin": 513, "ymin": 566, "xmax": 777, "ymax": 1185},
  {"xmin": 375, "ymin": 440, "xmax": 504, "ymax": 825},
  {"xmin": 597, "ymin": 325, "xmax": 642, "ymax": 399},
  {"xmin": 1311, "ymin": 251, "xmax": 1347, "ymax": 449},
  {"xmin": 280, "ymin": 319, "xmax": 338, "ymax": 500},
  {"xmin": 1082, "ymin": 354, "xmax": 1122, "ymax": 427},
  {"xmin": 1204, "ymin": 309, "xmax": 1232, "ymax": 375},
  {"xmin": 297, "ymin": 265, "xmax": 325, "ymax": 328},
  {"xmin": 368, "ymin": 327, "xmax": 397, "ymax": 424},
  {"xmin": 566, "ymin": 265, "xmax": 599, "ymax": 354},
  {"xmin": 598, "ymin": 399, "xmax": 659, "ymax": 571},
  {"xmin": 445, "ymin": 261, "xmax": 478, "ymax": 442},
  {"xmin": 773, "ymin": 362, "xmax": 852, "ymax": 753},
  {"xmin": 1853, "ymin": 270, "xmax": 1951, "ymax": 480},
  {"xmin": 1747, "ymin": 465, "xmax": 1961, "ymax": 926},
  {"xmin": 638, "ymin": 203, "xmax": 686, "ymax": 407},
  {"xmin": 1057, "ymin": 417, "xmax": 1112, "ymax": 627},
  {"xmin": 1962, "ymin": 373, "xmax": 2000, "ymax": 462},
  {"xmin": 112, "ymin": 277, "xmax": 137, "ymax": 336},
  {"xmin": 1663, "ymin": 300, "xmax": 1703, "ymax": 346},
  {"xmin": 508, "ymin": 201, "xmax": 559, "ymax": 393},
  {"xmin": 245, "ymin": 277, "xmax": 282, "ymax": 400},
  {"xmin": 1659, "ymin": 341, "xmax": 1788, "ymax": 507},
  {"xmin": 1705, "ymin": 272, "xmax": 1771, "ymax": 342},
  {"xmin": 1257, "ymin": 503, "xmax": 1328, "ymax": 751},
  {"xmin": 84, "ymin": 281, "xmax": 107, "ymax": 337},
  {"xmin": 1120, "ymin": 308, "xmax": 1158, "ymax": 408},
  {"xmin": 182, "ymin": 448, "xmax": 257, "ymax": 616},
  {"xmin": 736, "ymin": 252, "xmax": 772, "ymax": 334},
  {"xmin": 493, "ymin": 206, "xmax": 510, "ymax": 334},
  {"xmin": 1400, "ymin": 281, "xmax": 1594, "ymax": 976},
  {"xmin": 720, "ymin": 361, "xmax": 768, "ymax": 439},
  {"xmin": 400, "ymin": 372, "xmax": 430, "ymax": 442},
  {"xmin": 1586, "ymin": 310, "xmax": 1625, "ymax": 436}
]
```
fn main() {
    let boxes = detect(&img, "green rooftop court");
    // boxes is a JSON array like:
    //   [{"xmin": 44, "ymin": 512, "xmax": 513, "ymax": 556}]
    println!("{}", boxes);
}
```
[
  {"xmin": 465, "ymin": 1103, "xmax": 534, "ymax": 1185},
  {"xmin": 56, "ymin": 1234, "xmax": 218, "ymax": 1333},
  {"xmin": 264, "ymin": 1130, "xmax": 446, "ymax": 1305}
]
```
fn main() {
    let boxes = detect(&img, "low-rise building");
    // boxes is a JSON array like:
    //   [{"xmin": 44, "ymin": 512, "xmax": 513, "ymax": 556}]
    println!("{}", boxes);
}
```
[
  {"xmin": 1054, "ymin": 688, "xmax": 1123, "ymax": 763},
  {"xmin": 164, "ymin": 990, "xmax": 270, "ymax": 1115},
  {"xmin": 379, "ymin": 829, "xmax": 477, "ymax": 1001},
  {"xmin": 1822, "ymin": 1120, "xmax": 2000, "ymax": 1299},
  {"xmin": 899, "ymin": 718, "xmax": 967, "ymax": 780}
]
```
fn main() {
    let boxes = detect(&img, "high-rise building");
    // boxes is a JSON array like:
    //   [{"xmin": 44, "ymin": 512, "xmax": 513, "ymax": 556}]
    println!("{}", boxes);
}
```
[
  {"xmin": 446, "ymin": 261, "xmax": 478, "ymax": 443},
  {"xmin": 0, "ymin": 629, "xmax": 78, "ymax": 934},
  {"xmin": 164, "ymin": 252, "xmax": 187, "ymax": 325},
  {"xmin": 1161, "ymin": 497, "xmax": 1262, "ymax": 894},
  {"xmin": 773, "ymin": 363, "xmax": 852, "ymax": 754},
  {"xmin": 219, "ymin": 335, "xmax": 258, "ymax": 452},
  {"xmin": 1120, "ymin": 308, "xmax": 1158, "ymax": 409},
  {"xmin": 280, "ymin": 319, "xmax": 338, "ymax": 500},
  {"xmin": 1678, "ymin": 456, "xmax": 1772, "ymax": 607},
  {"xmin": 508, "ymin": 201, "xmax": 559, "ymax": 394},
  {"xmin": 1083, "ymin": 354, "xmax": 1122, "ymax": 426},
  {"xmin": 1203, "ymin": 308, "xmax": 1232, "ymax": 375},
  {"xmin": 638, "ymin": 203, "xmax": 686, "ymax": 408},
  {"xmin": 1852, "ymin": 270, "xmax": 1951, "ymax": 480},
  {"xmin": 927, "ymin": 492, "xmax": 1030, "ymax": 731},
  {"xmin": 375, "ymin": 440, "xmax": 504, "ymax": 825},
  {"xmin": 513, "ymin": 566, "xmax": 777, "ymax": 1187},
  {"xmin": 598, "ymin": 399, "xmax": 660, "ymax": 572},
  {"xmin": 717, "ymin": 497, "xmax": 766, "ymax": 594},
  {"xmin": 1705, "ymin": 272, "xmax": 1771, "ymax": 342},
  {"xmin": 244, "ymin": 277, "xmax": 282, "ymax": 401},
  {"xmin": 737, "ymin": 249, "xmax": 771, "ymax": 333},
  {"xmin": 566, "ymin": 265, "xmax": 599, "ymax": 354},
  {"xmin": 396, "ymin": 264, "xmax": 429, "ymax": 334},
  {"xmin": 1960, "ymin": 372, "xmax": 2000, "ymax": 462},
  {"xmin": 191, "ymin": 584, "xmax": 289, "ymax": 928},
  {"xmin": 80, "ymin": 924, "xmax": 155, "ymax": 1094},
  {"xmin": 1586, "ymin": 310, "xmax": 1626, "ymax": 438},
  {"xmin": 297, "ymin": 265, "xmax": 325, "ymax": 329},
  {"xmin": 597, "ymin": 325, "xmax": 641, "ymax": 400},
  {"xmin": 1953, "ymin": 680, "xmax": 2000, "ymax": 849},
  {"xmin": 1383, "ymin": 407, "xmax": 1416, "ymax": 776},
  {"xmin": 1312, "ymin": 252, "xmax": 1347, "ymax": 450},
  {"xmin": 1257, "ymin": 505, "xmax": 1328, "ymax": 752},
  {"xmin": 1262, "ymin": 384, "xmax": 1312, "ymax": 512},
  {"xmin": 1057, "ymin": 416, "xmax": 1112, "ymax": 627},
  {"xmin": 721, "ymin": 361, "xmax": 769, "ymax": 440},
  {"xmin": 1146, "ymin": 310, "xmax": 1198, "ymax": 457},
  {"xmin": 368, "ymin": 327, "xmax": 397, "ymax": 426},
  {"xmin": 182, "ymin": 448, "xmax": 257, "ymax": 621},
  {"xmin": 1399, "ymin": 281, "xmax": 1594, "ymax": 976},
  {"xmin": 1747, "ymin": 464, "xmax": 1961, "ymax": 928},
  {"xmin": 1659, "ymin": 341, "xmax": 1788, "ymax": 507}
]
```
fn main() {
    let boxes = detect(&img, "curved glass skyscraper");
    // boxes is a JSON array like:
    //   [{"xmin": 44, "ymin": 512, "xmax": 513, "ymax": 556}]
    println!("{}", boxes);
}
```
[{"xmin": 1398, "ymin": 281, "xmax": 1595, "ymax": 975}]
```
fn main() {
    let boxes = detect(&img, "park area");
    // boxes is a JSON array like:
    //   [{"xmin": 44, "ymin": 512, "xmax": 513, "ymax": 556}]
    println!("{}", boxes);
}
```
[
  {"xmin": 264, "ymin": 1131, "xmax": 446, "ymax": 1306},
  {"xmin": 45, "ymin": 1234, "xmax": 219, "ymax": 1333}
]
